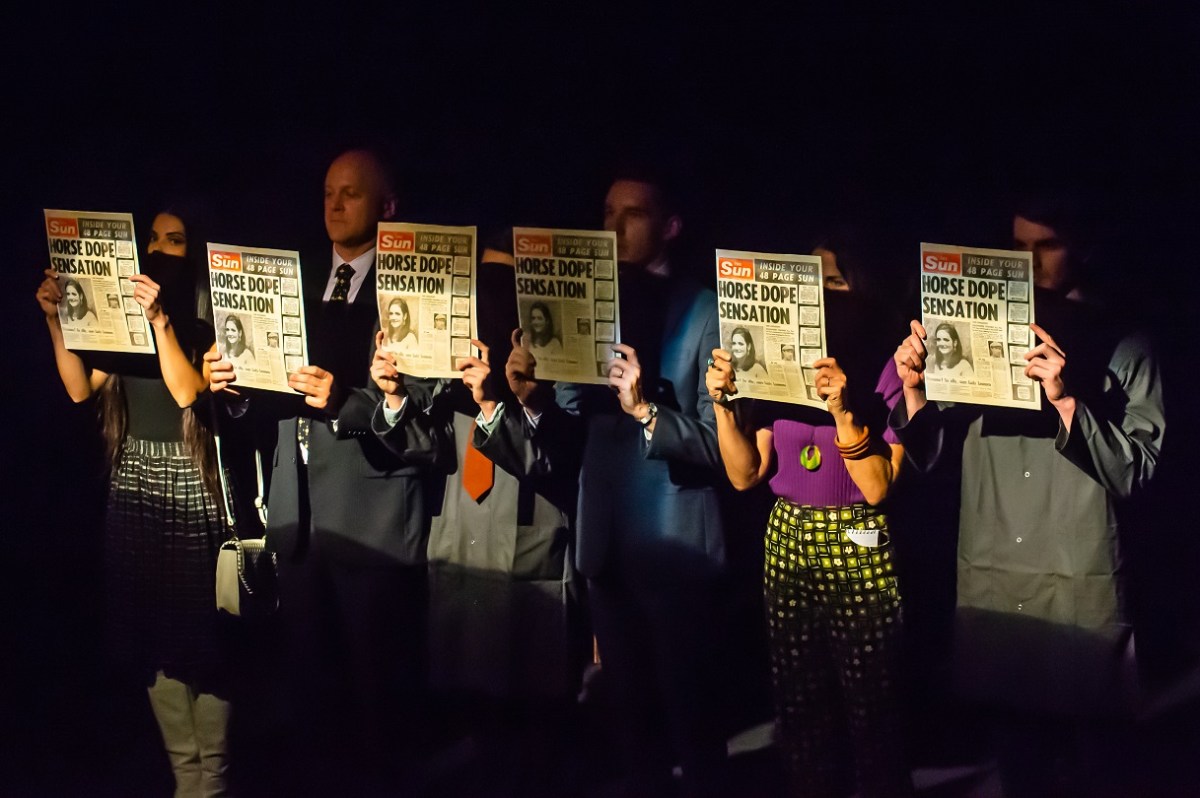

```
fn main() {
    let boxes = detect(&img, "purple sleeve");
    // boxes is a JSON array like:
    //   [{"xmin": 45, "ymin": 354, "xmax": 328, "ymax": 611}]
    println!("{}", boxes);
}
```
[{"xmin": 875, "ymin": 359, "xmax": 903, "ymax": 446}]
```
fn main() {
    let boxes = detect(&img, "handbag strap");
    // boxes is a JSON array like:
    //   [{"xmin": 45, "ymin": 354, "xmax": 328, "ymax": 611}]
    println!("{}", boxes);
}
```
[{"xmin": 211, "ymin": 401, "xmax": 267, "ymax": 533}]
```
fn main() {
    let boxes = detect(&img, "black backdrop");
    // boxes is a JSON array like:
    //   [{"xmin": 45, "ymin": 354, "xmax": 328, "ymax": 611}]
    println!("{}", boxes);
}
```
[{"xmin": 4, "ymin": 4, "xmax": 1198, "ymax": 792}]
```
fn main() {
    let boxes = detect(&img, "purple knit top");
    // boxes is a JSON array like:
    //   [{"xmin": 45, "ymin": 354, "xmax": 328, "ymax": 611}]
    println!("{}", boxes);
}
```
[{"xmin": 766, "ymin": 361, "xmax": 903, "ymax": 506}]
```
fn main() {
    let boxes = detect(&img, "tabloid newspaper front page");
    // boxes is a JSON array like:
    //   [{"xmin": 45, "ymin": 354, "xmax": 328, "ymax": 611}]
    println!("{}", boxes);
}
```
[
  {"xmin": 715, "ymin": 249, "xmax": 827, "ymax": 408},
  {"xmin": 512, "ymin": 227, "xmax": 619, "ymax": 385},
  {"xmin": 920, "ymin": 243, "xmax": 1038, "ymax": 410},
  {"xmin": 44, "ymin": 209, "xmax": 154, "ymax": 354},
  {"xmin": 375, "ymin": 223, "xmax": 477, "ymax": 379},
  {"xmin": 207, "ymin": 244, "xmax": 308, "ymax": 393}
]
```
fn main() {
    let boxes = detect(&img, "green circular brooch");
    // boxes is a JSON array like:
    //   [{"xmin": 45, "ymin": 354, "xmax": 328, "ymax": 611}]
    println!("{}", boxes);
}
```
[{"xmin": 799, "ymin": 444, "xmax": 822, "ymax": 472}]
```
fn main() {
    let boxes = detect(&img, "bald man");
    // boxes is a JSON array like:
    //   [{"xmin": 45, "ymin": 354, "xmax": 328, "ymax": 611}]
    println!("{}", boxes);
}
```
[{"xmin": 227, "ymin": 149, "xmax": 446, "ymax": 792}]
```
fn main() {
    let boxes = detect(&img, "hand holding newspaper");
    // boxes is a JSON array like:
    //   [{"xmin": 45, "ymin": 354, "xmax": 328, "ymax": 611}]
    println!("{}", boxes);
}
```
[
  {"xmin": 376, "ymin": 223, "xmax": 476, "ymax": 379},
  {"xmin": 919, "ymin": 243, "xmax": 1038, "ymax": 410},
  {"xmin": 512, "ymin": 227, "xmax": 619, "ymax": 385},
  {"xmin": 207, "ymin": 244, "xmax": 308, "ymax": 393},
  {"xmin": 714, "ymin": 249, "xmax": 827, "ymax": 407},
  {"xmin": 43, "ymin": 210, "xmax": 155, "ymax": 355}
]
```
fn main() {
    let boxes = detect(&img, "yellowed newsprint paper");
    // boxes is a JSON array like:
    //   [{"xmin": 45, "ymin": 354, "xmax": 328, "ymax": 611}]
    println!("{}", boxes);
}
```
[
  {"xmin": 207, "ymin": 244, "xmax": 308, "ymax": 393},
  {"xmin": 715, "ymin": 249, "xmax": 826, "ymax": 408},
  {"xmin": 512, "ymin": 227, "xmax": 619, "ymax": 385},
  {"xmin": 920, "ymin": 243, "xmax": 1038, "ymax": 409},
  {"xmin": 375, "ymin": 223, "xmax": 477, "ymax": 379},
  {"xmin": 44, "ymin": 209, "xmax": 155, "ymax": 354}
]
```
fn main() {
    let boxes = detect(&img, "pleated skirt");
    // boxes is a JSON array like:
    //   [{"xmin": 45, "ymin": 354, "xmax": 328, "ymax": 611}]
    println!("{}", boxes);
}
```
[{"xmin": 105, "ymin": 437, "xmax": 226, "ymax": 686}]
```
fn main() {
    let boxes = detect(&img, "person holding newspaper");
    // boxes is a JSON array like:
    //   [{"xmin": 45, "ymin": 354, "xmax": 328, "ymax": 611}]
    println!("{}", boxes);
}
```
[
  {"xmin": 36, "ymin": 205, "xmax": 234, "ymax": 797},
  {"xmin": 206, "ymin": 148, "xmax": 447, "ymax": 794},
  {"xmin": 707, "ymin": 305, "xmax": 912, "ymax": 796},
  {"xmin": 890, "ymin": 198, "xmax": 1165, "ymax": 796}
]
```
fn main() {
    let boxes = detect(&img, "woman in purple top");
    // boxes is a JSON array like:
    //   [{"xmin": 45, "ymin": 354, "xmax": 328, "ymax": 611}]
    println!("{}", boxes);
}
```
[{"xmin": 706, "ymin": 242, "xmax": 912, "ymax": 797}]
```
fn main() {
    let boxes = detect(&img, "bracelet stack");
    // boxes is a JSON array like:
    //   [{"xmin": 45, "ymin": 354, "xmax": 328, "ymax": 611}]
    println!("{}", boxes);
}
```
[{"xmin": 835, "ymin": 426, "xmax": 871, "ymax": 460}]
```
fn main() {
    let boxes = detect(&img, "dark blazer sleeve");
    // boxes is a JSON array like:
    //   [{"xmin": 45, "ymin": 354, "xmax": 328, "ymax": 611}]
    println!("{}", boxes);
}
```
[
  {"xmin": 365, "ymin": 378, "xmax": 451, "ymax": 469},
  {"xmin": 645, "ymin": 291, "xmax": 722, "ymax": 471},
  {"xmin": 471, "ymin": 382, "xmax": 585, "ymax": 519}
]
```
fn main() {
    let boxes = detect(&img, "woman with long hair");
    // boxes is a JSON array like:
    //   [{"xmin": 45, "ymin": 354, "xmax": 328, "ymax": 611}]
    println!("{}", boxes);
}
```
[
  {"xmin": 526, "ymin": 300, "xmax": 562, "ymax": 358},
  {"xmin": 222, "ymin": 313, "xmax": 255, "ymax": 367},
  {"xmin": 706, "ymin": 241, "xmax": 913, "ymax": 797},
  {"xmin": 728, "ymin": 326, "xmax": 768, "ymax": 380},
  {"xmin": 36, "ymin": 206, "xmax": 232, "ymax": 797},
  {"xmin": 385, "ymin": 296, "xmax": 417, "ymax": 349},
  {"xmin": 929, "ymin": 322, "xmax": 973, "ymax": 378},
  {"xmin": 60, "ymin": 277, "xmax": 99, "ymax": 326}
]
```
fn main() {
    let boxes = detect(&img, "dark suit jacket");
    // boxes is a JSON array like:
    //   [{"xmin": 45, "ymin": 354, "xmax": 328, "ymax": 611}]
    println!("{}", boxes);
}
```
[
  {"xmin": 567, "ymin": 276, "xmax": 726, "ymax": 579},
  {"xmin": 446, "ymin": 269, "xmax": 727, "ymax": 583},
  {"xmin": 266, "ymin": 248, "xmax": 446, "ymax": 566}
]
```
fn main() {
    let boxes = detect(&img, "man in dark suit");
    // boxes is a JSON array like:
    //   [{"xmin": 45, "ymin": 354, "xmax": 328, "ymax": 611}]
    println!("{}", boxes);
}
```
[
  {"xmin": 209, "ymin": 149, "xmax": 445, "ymax": 792},
  {"xmin": 460, "ymin": 172, "xmax": 732, "ymax": 796}
]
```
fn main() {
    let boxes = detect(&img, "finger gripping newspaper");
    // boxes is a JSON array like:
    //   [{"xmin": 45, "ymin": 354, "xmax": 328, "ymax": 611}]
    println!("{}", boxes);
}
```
[
  {"xmin": 919, "ymin": 243, "xmax": 1038, "ymax": 409},
  {"xmin": 376, "ymin": 223, "xmax": 477, "ymax": 379},
  {"xmin": 44, "ymin": 209, "xmax": 155, "ymax": 354},
  {"xmin": 208, "ymin": 244, "xmax": 308, "ymax": 393},
  {"xmin": 512, "ymin": 227, "xmax": 619, "ymax": 385},
  {"xmin": 715, "ymin": 249, "xmax": 827, "ymax": 408}
]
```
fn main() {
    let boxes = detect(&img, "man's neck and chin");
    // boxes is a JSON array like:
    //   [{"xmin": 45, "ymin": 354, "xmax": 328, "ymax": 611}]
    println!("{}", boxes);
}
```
[{"xmin": 333, "ymin": 239, "xmax": 375, "ymax": 264}]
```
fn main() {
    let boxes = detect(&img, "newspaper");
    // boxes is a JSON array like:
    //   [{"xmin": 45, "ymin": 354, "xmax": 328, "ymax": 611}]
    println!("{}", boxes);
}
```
[
  {"xmin": 512, "ymin": 227, "xmax": 619, "ymax": 385},
  {"xmin": 375, "ymin": 222, "xmax": 476, "ymax": 379},
  {"xmin": 44, "ymin": 209, "xmax": 154, "ymax": 354},
  {"xmin": 715, "ymin": 249, "xmax": 826, "ymax": 408},
  {"xmin": 920, "ymin": 243, "xmax": 1037, "ymax": 409},
  {"xmin": 207, "ymin": 244, "xmax": 308, "ymax": 393}
]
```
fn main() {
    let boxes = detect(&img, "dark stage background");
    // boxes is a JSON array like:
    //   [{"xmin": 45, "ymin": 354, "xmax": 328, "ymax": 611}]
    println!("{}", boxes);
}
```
[{"xmin": 3, "ymin": 5, "xmax": 1198, "ymax": 794}]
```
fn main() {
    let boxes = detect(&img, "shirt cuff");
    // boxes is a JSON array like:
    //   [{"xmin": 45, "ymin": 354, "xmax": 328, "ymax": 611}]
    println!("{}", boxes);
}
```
[{"xmin": 380, "ymin": 396, "xmax": 409, "ymax": 428}]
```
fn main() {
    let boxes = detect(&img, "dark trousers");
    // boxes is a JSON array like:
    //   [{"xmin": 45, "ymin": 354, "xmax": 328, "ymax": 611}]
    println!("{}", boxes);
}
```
[
  {"xmin": 588, "ymin": 560, "xmax": 730, "ymax": 798},
  {"xmin": 271, "ymin": 536, "xmax": 429, "ymax": 794}
]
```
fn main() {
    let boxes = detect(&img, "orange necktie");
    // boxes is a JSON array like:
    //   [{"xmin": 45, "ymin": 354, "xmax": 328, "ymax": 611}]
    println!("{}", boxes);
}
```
[{"xmin": 462, "ymin": 420, "xmax": 494, "ymax": 501}]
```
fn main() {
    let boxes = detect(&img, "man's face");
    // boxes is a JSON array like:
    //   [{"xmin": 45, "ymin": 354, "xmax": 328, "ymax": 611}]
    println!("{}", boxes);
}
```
[
  {"xmin": 604, "ymin": 179, "xmax": 676, "ymax": 268},
  {"xmin": 1013, "ymin": 215, "xmax": 1073, "ymax": 292},
  {"xmin": 324, "ymin": 152, "xmax": 391, "ymax": 252}
]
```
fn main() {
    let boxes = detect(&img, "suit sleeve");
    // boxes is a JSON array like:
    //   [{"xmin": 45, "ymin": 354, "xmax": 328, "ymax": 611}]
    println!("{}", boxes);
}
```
[
  {"xmin": 1054, "ymin": 331, "xmax": 1164, "ymax": 499},
  {"xmin": 475, "ymin": 381, "xmax": 585, "ymax": 485},
  {"xmin": 363, "ymin": 377, "xmax": 450, "ymax": 468},
  {"xmin": 644, "ymin": 296, "xmax": 722, "ymax": 471},
  {"xmin": 889, "ymin": 399, "xmax": 954, "ymax": 474}
]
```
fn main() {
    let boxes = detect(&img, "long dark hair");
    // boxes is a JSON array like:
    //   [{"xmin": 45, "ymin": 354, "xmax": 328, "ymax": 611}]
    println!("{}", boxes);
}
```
[
  {"xmin": 528, "ymin": 301, "xmax": 555, "ymax": 347},
  {"xmin": 932, "ymin": 322, "xmax": 965, "ymax": 370},
  {"xmin": 386, "ymin": 297, "xmax": 412, "ymax": 343},
  {"xmin": 223, "ymin": 315, "xmax": 249, "ymax": 357},
  {"xmin": 95, "ymin": 208, "xmax": 221, "ymax": 503},
  {"xmin": 729, "ymin": 326, "xmax": 758, "ymax": 373},
  {"xmin": 62, "ymin": 278, "xmax": 91, "ymax": 321}
]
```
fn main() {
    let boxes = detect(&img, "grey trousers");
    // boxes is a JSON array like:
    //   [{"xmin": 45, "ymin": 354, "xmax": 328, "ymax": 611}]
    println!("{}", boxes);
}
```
[{"xmin": 146, "ymin": 671, "xmax": 232, "ymax": 797}]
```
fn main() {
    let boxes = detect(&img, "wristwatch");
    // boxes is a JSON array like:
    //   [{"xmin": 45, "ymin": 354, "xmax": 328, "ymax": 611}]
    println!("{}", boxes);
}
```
[{"xmin": 638, "ymin": 403, "xmax": 658, "ymax": 426}]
